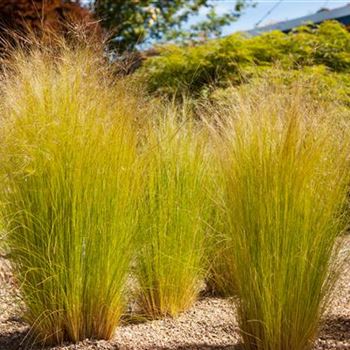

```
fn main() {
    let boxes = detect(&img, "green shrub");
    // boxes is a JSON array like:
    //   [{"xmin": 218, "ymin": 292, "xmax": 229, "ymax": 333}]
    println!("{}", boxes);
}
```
[
  {"xmin": 0, "ymin": 44, "xmax": 142, "ymax": 344},
  {"xmin": 136, "ymin": 114, "xmax": 210, "ymax": 318},
  {"xmin": 212, "ymin": 82, "xmax": 349, "ymax": 349},
  {"xmin": 209, "ymin": 65, "xmax": 350, "ymax": 108},
  {"xmin": 140, "ymin": 21, "xmax": 350, "ymax": 96}
]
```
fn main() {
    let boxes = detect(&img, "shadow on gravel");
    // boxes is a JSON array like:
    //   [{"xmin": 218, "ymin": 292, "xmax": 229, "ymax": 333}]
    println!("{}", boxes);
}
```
[
  {"xmin": 0, "ymin": 328, "xmax": 29, "ymax": 350},
  {"xmin": 320, "ymin": 316, "xmax": 350, "ymax": 342}
]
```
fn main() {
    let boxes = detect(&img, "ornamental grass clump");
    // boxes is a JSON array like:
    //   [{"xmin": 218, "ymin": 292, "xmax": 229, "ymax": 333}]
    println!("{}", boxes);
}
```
[
  {"xmin": 214, "ymin": 84, "xmax": 349, "ymax": 350},
  {"xmin": 0, "ymin": 43, "xmax": 141, "ymax": 344},
  {"xmin": 203, "ymin": 155, "xmax": 237, "ymax": 297},
  {"xmin": 136, "ymin": 114, "xmax": 210, "ymax": 318}
]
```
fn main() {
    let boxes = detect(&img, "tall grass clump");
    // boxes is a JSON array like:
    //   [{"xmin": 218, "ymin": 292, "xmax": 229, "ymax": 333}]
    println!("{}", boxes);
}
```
[
  {"xmin": 202, "ymin": 153, "xmax": 237, "ymax": 297},
  {"xmin": 213, "ymin": 83, "xmax": 349, "ymax": 350},
  {"xmin": 0, "ymin": 42, "xmax": 142, "ymax": 344},
  {"xmin": 136, "ymin": 113, "xmax": 210, "ymax": 318}
]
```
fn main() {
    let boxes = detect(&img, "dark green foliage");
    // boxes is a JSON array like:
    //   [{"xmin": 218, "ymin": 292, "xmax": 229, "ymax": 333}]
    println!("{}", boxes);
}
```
[{"xmin": 140, "ymin": 21, "xmax": 350, "ymax": 95}]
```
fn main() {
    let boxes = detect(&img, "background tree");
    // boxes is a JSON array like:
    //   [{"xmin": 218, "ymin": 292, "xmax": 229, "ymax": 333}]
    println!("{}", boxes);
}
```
[{"xmin": 90, "ymin": 0, "xmax": 252, "ymax": 51}]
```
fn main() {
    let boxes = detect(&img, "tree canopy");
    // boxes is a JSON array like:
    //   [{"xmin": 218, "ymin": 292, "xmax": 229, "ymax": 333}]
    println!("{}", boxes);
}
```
[
  {"xmin": 0, "ymin": 1, "xmax": 250, "ymax": 52},
  {"xmin": 90, "ymin": 0, "xmax": 251, "ymax": 51}
]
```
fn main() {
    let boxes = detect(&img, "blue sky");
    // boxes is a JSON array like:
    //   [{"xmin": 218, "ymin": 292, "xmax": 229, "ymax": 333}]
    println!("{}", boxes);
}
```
[{"xmin": 212, "ymin": 1, "xmax": 350, "ymax": 35}]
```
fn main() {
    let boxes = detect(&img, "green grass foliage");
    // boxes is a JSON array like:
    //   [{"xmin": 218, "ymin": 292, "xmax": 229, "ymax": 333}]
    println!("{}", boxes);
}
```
[
  {"xmin": 0, "ymin": 33, "xmax": 349, "ymax": 350},
  {"xmin": 212, "ymin": 82, "xmax": 350, "ymax": 350},
  {"xmin": 0, "ymin": 44, "xmax": 142, "ymax": 344},
  {"xmin": 136, "ymin": 114, "xmax": 210, "ymax": 318}
]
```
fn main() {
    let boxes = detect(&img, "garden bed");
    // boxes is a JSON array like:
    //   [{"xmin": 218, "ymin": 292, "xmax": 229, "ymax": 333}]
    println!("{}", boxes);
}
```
[{"xmin": 0, "ymin": 237, "xmax": 349, "ymax": 350}]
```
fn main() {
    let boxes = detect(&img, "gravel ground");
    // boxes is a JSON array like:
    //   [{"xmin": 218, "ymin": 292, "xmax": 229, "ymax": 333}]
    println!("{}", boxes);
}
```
[{"xmin": 0, "ymin": 237, "xmax": 349, "ymax": 350}]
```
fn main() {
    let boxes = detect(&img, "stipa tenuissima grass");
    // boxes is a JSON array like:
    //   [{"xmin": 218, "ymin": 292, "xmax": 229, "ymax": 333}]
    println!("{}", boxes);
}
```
[
  {"xmin": 136, "ymin": 113, "xmax": 211, "ymax": 319},
  {"xmin": 0, "ymin": 43, "xmax": 142, "ymax": 344},
  {"xmin": 212, "ymin": 83, "xmax": 350, "ymax": 350}
]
